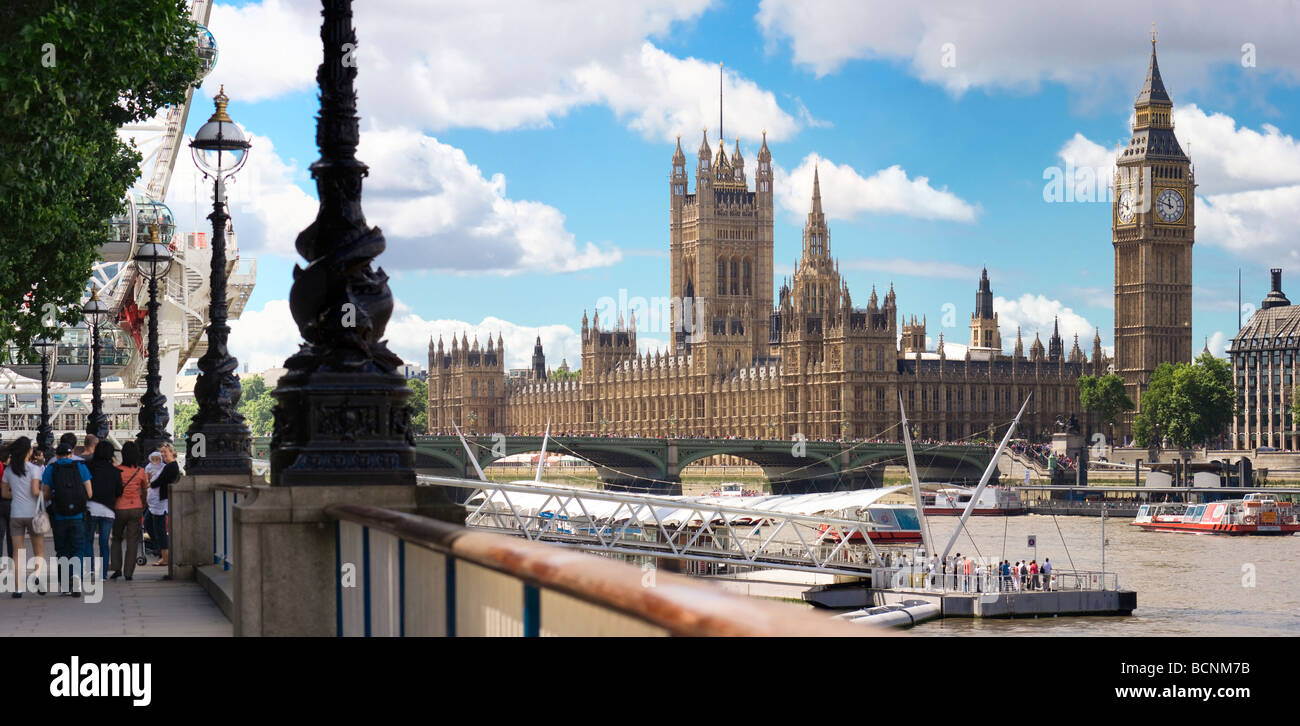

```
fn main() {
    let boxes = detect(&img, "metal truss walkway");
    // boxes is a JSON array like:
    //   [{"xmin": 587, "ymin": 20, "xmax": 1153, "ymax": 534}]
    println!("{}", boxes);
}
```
[{"xmin": 415, "ymin": 475, "xmax": 901, "ymax": 577}]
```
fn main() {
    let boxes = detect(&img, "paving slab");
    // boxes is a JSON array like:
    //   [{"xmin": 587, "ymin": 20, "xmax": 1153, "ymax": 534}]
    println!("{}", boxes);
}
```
[{"xmin": 1, "ymin": 567, "xmax": 231, "ymax": 637}]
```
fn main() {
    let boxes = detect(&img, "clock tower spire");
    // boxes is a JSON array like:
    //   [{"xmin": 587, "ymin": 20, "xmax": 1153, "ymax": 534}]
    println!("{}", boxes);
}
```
[{"xmin": 1113, "ymin": 31, "xmax": 1195, "ymax": 433}]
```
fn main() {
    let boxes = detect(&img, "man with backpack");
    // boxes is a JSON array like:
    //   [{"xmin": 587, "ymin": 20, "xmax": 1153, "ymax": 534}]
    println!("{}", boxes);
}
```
[{"xmin": 41, "ymin": 440, "xmax": 93, "ymax": 596}]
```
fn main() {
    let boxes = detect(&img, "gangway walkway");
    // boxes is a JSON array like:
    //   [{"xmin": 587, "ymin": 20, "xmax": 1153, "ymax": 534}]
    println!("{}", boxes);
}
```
[{"xmin": 416, "ymin": 474, "xmax": 908, "ymax": 578}]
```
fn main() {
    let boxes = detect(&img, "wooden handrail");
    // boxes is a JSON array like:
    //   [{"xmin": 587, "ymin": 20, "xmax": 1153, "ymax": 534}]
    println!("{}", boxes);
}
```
[{"xmin": 324, "ymin": 503, "xmax": 882, "ymax": 638}]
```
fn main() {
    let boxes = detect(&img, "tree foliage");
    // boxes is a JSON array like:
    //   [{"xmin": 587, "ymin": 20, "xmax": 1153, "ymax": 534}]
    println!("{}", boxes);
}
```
[
  {"xmin": 407, "ymin": 377, "xmax": 428, "ymax": 434},
  {"xmin": 1133, "ymin": 352, "xmax": 1234, "ymax": 449},
  {"xmin": 0, "ymin": 1, "xmax": 201, "ymax": 354},
  {"xmin": 173, "ymin": 399, "xmax": 197, "ymax": 440},
  {"xmin": 238, "ymin": 376, "xmax": 275, "ymax": 437},
  {"xmin": 1077, "ymin": 373, "xmax": 1135, "ymax": 431}
]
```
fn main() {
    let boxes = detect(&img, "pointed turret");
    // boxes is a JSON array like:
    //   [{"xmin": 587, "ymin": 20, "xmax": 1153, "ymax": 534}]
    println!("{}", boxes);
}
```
[
  {"xmin": 672, "ymin": 135, "xmax": 685, "ymax": 165},
  {"xmin": 1014, "ymin": 326, "xmax": 1024, "ymax": 359},
  {"xmin": 1031, "ymin": 333, "xmax": 1045, "ymax": 362},
  {"xmin": 698, "ymin": 128, "xmax": 711, "ymax": 161},
  {"xmin": 1047, "ymin": 317, "xmax": 1064, "ymax": 361},
  {"xmin": 1069, "ymin": 333, "xmax": 1084, "ymax": 363},
  {"xmin": 531, "ymin": 335, "xmax": 546, "ymax": 380},
  {"xmin": 755, "ymin": 129, "xmax": 772, "ymax": 206},
  {"xmin": 811, "ymin": 164, "xmax": 823, "ymax": 216},
  {"xmin": 1136, "ymin": 32, "xmax": 1171, "ymax": 106},
  {"xmin": 975, "ymin": 267, "xmax": 994, "ymax": 320}
]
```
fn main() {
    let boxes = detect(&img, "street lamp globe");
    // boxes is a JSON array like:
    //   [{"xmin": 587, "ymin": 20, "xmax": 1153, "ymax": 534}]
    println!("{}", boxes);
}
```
[
  {"xmin": 32, "ymin": 335, "xmax": 57, "ymax": 356},
  {"xmin": 81, "ymin": 288, "xmax": 110, "ymax": 327},
  {"xmin": 134, "ymin": 225, "xmax": 173, "ymax": 280},
  {"xmin": 190, "ymin": 85, "xmax": 250, "ymax": 178}
]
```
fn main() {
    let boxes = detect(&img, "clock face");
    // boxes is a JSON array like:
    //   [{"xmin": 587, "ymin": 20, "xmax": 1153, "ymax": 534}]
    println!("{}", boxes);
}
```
[
  {"xmin": 1117, "ymin": 189, "xmax": 1136, "ymax": 224},
  {"xmin": 1156, "ymin": 188, "xmax": 1184, "ymax": 223}
]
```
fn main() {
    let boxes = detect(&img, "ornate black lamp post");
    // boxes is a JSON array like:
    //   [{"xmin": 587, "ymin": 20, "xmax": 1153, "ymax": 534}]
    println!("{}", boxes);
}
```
[
  {"xmin": 270, "ymin": 0, "xmax": 414, "ymax": 486},
  {"xmin": 186, "ymin": 86, "xmax": 253, "ymax": 474},
  {"xmin": 135, "ymin": 224, "xmax": 174, "ymax": 454},
  {"xmin": 82, "ymin": 289, "xmax": 111, "ymax": 439},
  {"xmin": 32, "ymin": 334, "xmax": 56, "ymax": 455}
]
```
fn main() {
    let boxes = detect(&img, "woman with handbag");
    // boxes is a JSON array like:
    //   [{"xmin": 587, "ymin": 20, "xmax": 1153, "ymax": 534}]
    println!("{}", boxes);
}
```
[
  {"xmin": 110, "ymin": 442, "xmax": 148, "ymax": 581},
  {"xmin": 1, "ymin": 437, "xmax": 48, "ymax": 597}
]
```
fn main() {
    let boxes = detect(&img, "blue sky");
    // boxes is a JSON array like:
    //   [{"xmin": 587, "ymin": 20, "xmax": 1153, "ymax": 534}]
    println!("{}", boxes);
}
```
[{"xmin": 155, "ymin": 0, "xmax": 1300, "ymax": 373}]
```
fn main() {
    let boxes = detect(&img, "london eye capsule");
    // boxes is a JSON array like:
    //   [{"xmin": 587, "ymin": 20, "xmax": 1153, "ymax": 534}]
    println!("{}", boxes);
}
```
[
  {"xmin": 135, "ymin": 198, "xmax": 176, "ymax": 247},
  {"xmin": 101, "ymin": 193, "xmax": 138, "ymax": 262},
  {"xmin": 195, "ymin": 25, "xmax": 218, "ymax": 79}
]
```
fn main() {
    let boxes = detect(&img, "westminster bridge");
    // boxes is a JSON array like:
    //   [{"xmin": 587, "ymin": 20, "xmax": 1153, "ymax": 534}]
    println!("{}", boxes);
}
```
[{"xmin": 253, "ymin": 435, "xmax": 996, "ymax": 494}]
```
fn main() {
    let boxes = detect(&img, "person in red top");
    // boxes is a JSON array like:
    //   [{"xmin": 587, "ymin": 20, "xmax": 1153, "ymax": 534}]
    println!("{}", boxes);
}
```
[{"xmin": 109, "ymin": 441, "xmax": 149, "ymax": 581}]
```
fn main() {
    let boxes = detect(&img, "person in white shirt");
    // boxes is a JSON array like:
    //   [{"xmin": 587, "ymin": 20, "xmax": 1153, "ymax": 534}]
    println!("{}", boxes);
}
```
[{"xmin": 2, "ymin": 437, "xmax": 47, "ymax": 597}]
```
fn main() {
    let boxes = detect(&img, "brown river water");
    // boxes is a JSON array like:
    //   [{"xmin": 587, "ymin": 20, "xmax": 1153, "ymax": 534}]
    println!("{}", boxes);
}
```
[{"xmin": 905, "ymin": 514, "xmax": 1300, "ymax": 636}]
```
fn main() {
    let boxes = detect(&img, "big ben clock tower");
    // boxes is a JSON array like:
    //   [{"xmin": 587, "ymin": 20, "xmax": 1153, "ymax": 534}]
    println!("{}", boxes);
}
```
[{"xmin": 1113, "ymin": 31, "xmax": 1195, "ymax": 431}]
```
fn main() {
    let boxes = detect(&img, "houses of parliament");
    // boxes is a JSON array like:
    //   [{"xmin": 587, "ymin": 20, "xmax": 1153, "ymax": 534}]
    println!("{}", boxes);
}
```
[{"xmin": 428, "ymin": 39, "xmax": 1197, "ymax": 444}]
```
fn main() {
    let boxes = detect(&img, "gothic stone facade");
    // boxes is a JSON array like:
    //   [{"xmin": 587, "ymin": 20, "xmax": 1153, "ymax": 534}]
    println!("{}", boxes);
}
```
[{"xmin": 430, "ymin": 130, "xmax": 1109, "ymax": 443}]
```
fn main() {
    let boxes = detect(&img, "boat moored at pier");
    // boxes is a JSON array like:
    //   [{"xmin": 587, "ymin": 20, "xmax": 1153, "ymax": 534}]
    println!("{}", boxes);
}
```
[
  {"xmin": 1132, "ymin": 494, "xmax": 1300, "ymax": 535},
  {"xmin": 921, "ymin": 486, "xmax": 1023, "ymax": 516}
]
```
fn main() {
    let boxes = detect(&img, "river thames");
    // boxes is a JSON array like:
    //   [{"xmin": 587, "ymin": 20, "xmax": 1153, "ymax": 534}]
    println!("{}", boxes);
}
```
[{"xmin": 906, "ymin": 514, "xmax": 1300, "ymax": 636}]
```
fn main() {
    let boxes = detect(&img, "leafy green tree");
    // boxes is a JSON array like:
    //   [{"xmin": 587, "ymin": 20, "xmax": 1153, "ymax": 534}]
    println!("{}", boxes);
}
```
[
  {"xmin": 407, "ymin": 377, "xmax": 428, "ymax": 434},
  {"xmin": 0, "ymin": 1, "xmax": 202, "ymax": 354},
  {"xmin": 236, "ymin": 376, "xmax": 275, "ymax": 436},
  {"xmin": 173, "ymin": 400, "xmax": 197, "ymax": 440},
  {"xmin": 1078, "ymin": 373, "xmax": 1135, "ymax": 433},
  {"xmin": 551, "ymin": 368, "xmax": 581, "ymax": 381},
  {"xmin": 1133, "ymin": 353, "xmax": 1234, "ymax": 449}
]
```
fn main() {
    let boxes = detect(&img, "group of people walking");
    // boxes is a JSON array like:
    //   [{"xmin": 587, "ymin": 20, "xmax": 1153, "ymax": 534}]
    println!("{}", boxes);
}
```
[{"xmin": 0, "ymin": 432, "xmax": 180, "ymax": 596}]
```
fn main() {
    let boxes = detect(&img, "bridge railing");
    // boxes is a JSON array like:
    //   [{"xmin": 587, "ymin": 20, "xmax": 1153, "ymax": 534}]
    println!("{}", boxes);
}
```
[
  {"xmin": 419, "ymin": 475, "xmax": 891, "ymax": 577},
  {"xmin": 324, "ymin": 503, "xmax": 875, "ymax": 637},
  {"xmin": 212, "ymin": 483, "xmax": 253, "ymax": 572}
]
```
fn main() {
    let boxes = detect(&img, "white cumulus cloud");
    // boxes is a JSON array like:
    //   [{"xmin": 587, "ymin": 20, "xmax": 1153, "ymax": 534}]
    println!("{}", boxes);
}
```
[
  {"xmin": 204, "ymin": 0, "xmax": 799, "ymax": 142},
  {"xmin": 757, "ymin": 0, "xmax": 1300, "ymax": 96},
  {"xmin": 166, "ymin": 125, "xmax": 621, "ymax": 274},
  {"xmin": 994, "ymin": 294, "xmax": 1097, "ymax": 352},
  {"xmin": 776, "ymin": 153, "xmax": 978, "ymax": 223},
  {"xmin": 359, "ymin": 128, "xmax": 622, "ymax": 274}
]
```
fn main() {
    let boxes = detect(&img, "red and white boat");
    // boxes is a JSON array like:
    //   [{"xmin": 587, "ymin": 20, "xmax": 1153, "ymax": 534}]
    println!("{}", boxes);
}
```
[
  {"xmin": 818, "ymin": 504, "xmax": 923, "ymax": 544},
  {"xmin": 1132, "ymin": 493, "xmax": 1300, "ymax": 536},
  {"xmin": 921, "ymin": 486, "xmax": 1023, "ymax": 516}
]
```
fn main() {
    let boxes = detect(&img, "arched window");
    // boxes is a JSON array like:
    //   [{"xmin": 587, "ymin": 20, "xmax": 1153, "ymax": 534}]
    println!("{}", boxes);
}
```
[
  {"xmin": 854, "ymin": 347, "xmax": 864, "ymax": 371},
  {"xmin": 717, "ymin": 260, "xmax": 727, "ymax": 295},
  {"xmin": 743, "ymin": 259, "xmax": 752, "ymax": 295},
  {"xmin": 471, "ymin": 380, "xmax": 478, "ymax": 397},
  {"xmin": 730, "ymin": 259, "xmax": 739, "ymax": 295}
]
